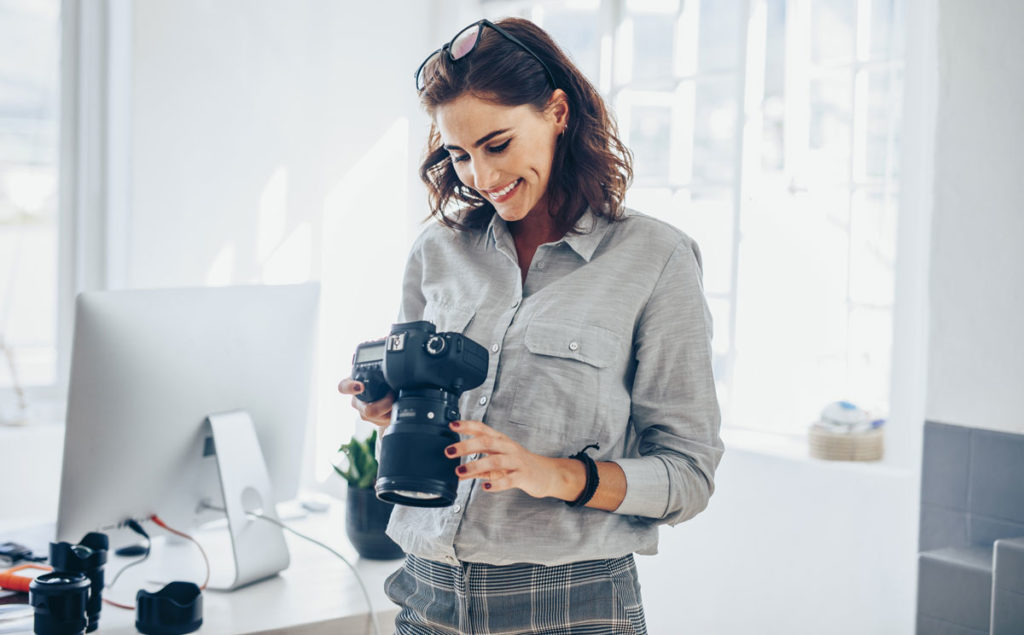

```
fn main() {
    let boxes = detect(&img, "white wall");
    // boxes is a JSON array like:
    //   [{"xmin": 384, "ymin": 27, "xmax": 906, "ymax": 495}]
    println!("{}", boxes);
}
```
[
  {"xmin": 124, "ymin": 0, "xmax": 438, "ymax": 494},
  {"xmin": 638, "ymin": 449, "xmax": 919, "ymax": 634},
  {"xmin": 0, "ymin": 0, "xmax": 438, "ymax": 522},
  {"xmin": 925, "ymin": 0, "xmax": 1024, "ymax": 435}
]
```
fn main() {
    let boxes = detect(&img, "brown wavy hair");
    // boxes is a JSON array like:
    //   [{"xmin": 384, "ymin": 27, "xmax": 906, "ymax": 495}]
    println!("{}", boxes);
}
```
[{"xmin": 417, "ymin": 18, "xmax": 633, "ymax": 234}]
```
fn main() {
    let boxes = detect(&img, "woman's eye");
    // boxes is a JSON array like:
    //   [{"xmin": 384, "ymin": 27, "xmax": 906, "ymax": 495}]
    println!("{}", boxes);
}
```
[
  {"xmin": 487, "ymin": 139, "xmax": 511, "ymax": 154},
  {"xmin": 450, "ymin": 153, "xmax": 469, "ymax": 163}
]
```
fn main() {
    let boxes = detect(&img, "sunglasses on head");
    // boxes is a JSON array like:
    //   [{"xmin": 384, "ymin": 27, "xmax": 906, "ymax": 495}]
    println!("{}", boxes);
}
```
[{"xmin": 415, "ymin": 19, "xmax": 558, "ymax": 92}]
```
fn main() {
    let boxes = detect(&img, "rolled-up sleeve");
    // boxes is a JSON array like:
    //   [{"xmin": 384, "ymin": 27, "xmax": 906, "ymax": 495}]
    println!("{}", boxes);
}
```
[{"xmin": 611, "ymin": 238, "xmax": 724, "ymax": 524}]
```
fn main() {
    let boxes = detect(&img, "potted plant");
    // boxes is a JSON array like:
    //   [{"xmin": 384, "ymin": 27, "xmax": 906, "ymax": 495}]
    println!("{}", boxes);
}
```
[{"xmin": 334, "ymin": 429, "xmax": 404, "ymax": 559}]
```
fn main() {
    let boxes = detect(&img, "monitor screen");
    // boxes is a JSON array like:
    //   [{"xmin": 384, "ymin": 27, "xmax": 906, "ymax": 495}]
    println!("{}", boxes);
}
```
[{"xmin": 57, "ymin": 283, "xmax": 319, "ymax": 546}]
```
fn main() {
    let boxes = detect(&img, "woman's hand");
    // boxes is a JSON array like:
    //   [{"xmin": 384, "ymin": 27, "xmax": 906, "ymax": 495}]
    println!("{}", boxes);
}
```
[
  {"xmin": 445, "ymin": 419, "xmax": 582, "ymax": 500},
  {"xmin": 337, "ymin": 377, "xmax": 394, "ymax": 428}
]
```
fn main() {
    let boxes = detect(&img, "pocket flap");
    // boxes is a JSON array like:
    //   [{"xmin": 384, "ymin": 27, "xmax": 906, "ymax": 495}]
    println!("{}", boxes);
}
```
[
  {"xmin": 523, "ymin": 319, "xmax": 618, "ymax": 368},
  {"xmin": 423, "ymin": 299, "xmax": 475, "ymax": 333}
]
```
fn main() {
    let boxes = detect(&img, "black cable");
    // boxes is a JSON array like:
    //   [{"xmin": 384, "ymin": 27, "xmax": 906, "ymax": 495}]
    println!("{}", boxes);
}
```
[{"xmin": 106, "ymin": 519, "xmax": 152, "ymax": 590}]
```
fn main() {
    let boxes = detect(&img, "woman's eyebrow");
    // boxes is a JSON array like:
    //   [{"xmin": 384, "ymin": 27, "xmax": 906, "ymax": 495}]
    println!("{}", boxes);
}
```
[{"xmin": 443, "ymin": 128, "xmax": 511, "ymax": 151}]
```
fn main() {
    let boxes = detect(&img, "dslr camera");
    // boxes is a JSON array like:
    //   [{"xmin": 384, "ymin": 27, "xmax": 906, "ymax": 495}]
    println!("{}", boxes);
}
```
[{"xmin": 352, "ymin": 320, "xmax": 488, "ymax": 507}]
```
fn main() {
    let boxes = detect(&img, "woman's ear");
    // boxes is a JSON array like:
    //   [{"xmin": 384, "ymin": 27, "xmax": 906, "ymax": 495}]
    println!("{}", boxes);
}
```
[{"xmin": 546, "ymin": 89, "xmax": 570, "ymax": 130}]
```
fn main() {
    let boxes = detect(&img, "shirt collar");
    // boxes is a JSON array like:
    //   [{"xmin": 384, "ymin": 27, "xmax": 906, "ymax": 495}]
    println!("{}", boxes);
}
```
[{"xmin": 485, "ymin": 208, "xmax": 612, "ymax": 263}]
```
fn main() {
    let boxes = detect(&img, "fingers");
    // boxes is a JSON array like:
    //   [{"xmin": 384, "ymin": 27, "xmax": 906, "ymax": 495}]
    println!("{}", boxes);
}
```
[
  {"xmin": 338, "ymin": 377, "xmax": 364, "ymax": 395},
  {"xmin": 445, "ymin": 421, "xmax": 511, "ymax": 459},
  {"xmin": 340, "ymin": 377, "xmax": 393, "ymax": 426},
  {"xmin": 361, "ymin": 392, "xmax": 394, "ymax": 419},
  {"xmin": 449, "ymin": 419, "xmax": 490, "ymax": 435},
  {"xmin": 456, "ymin": 454, "xmax": 515, "ymax": 480}
]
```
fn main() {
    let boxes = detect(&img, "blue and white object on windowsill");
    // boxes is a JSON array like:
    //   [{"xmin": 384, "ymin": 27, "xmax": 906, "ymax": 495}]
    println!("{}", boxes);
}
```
[{"xmin": 808, "ymin": 401, "xmax": 886, "ymax": 461}]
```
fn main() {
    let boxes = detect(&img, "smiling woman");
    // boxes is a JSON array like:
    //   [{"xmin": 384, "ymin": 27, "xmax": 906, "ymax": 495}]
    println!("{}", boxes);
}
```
[
  {"xmin": 338, "ymin": 16, "xmax": 723, "ymax": 635},
  {"xmin": 416, "ymin": 18, "xmax": 632, "ymax": 240}
]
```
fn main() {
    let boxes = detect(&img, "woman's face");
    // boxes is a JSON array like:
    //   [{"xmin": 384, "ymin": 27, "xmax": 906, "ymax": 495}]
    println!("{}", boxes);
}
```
[{"xmin": 435, "ymin": 92, "xmax": 567, "ymax": 225}]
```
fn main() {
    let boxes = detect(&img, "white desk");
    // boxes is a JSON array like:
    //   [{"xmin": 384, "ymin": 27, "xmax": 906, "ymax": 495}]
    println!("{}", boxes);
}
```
[{"xmin": 0, "ymin": 501, "xmax": 401, "ymax": 634}]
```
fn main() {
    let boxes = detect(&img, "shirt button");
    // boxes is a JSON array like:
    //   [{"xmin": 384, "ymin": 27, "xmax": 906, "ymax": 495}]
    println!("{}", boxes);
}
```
[
  {"xmin": 452, "ymin": 504, "xmax": 462, "ymax": 513},
  {"xmin": 536, "ymin": 262, "xmax": 545, "ymax": 270},
  {"xmin": 445, "ymin": 556, "xmax": 458, "ymax": 565},
  {"xmin": 490, "ymin": 343, "xmax": 500, "ymax": 353},
  {"xmin": 478, "ymin": 396, "xmax": 488, "ymax": 406},
  {"xmin": 512, "ymin": 300, "xmax": 520, "ymax": 309},
  {"xmin": 568, "ymin": 341, "xmax": 579, "ymax": 351}
]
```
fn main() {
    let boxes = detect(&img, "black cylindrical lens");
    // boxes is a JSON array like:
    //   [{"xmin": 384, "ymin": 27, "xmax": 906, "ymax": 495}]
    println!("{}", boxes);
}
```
[
  {"xmin": 50, "ymin": 533, "xmax": 107, "ymax": 633},
  {"xmin": 29, "ymin": 572, "xmax": 90, "ymax": 635},
  {"xmin": 375, "ymin": 388, "xmax": 460, "ymax": 507}
]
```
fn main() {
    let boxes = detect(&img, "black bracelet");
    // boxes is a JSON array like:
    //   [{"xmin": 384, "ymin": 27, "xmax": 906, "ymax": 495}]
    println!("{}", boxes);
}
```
[{"xmin": 565, "ymin": 443, "xmax": 600, "ymax": 508}]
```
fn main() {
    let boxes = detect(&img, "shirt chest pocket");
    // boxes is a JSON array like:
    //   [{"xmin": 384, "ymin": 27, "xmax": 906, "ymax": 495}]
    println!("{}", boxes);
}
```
[
  {"xmin": 422, "ymin": 299, "xmax": 475, "ymax": 334},
  {"xmin": 507, "ymin": 319, "xmax": 621, "ymax": 456}
]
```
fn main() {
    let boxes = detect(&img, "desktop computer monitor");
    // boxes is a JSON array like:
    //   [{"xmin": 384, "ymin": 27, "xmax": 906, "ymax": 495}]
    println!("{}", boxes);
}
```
[{"xmin": 57, "ymin": 283, "xmax": 319, "ymax": 589}]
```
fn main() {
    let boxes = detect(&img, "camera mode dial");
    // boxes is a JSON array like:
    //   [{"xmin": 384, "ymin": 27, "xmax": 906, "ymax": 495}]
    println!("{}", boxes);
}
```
[{"xmin": 424, "ymin": 335, "xmax": 447, "ymax": 357}]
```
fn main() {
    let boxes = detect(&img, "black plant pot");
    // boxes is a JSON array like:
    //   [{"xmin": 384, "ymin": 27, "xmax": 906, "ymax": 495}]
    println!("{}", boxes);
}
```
[{"xmin": 345, "ymin": 484, "xmax": 404, "ymax": 560}]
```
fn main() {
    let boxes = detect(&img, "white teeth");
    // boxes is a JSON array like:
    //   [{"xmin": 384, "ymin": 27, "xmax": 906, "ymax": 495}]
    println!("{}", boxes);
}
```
[{"xmin": 489, "ymin": 179, "xmax": 520, "ymax": 199}]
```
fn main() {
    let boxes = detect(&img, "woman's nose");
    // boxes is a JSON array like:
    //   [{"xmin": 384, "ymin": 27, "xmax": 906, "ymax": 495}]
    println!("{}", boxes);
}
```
[{"xmin": 472, "ymin": 159, "xmax": 499, "ymax": 191}]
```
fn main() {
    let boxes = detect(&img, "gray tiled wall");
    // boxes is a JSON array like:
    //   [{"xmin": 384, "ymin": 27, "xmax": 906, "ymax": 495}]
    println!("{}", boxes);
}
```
[
  {"xmin": 918, "ymin": 421, "xmax": 1024, "ymax": 634},
  {"xmin": 920, "ymin": 422, "xmax": 1024, "ymax": 551}
]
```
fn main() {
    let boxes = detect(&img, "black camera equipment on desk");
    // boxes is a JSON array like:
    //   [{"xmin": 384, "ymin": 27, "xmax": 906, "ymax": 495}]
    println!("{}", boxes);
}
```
[{"xmin": 352, "ymin": 320, "xmax": 488, "ymax": 508}]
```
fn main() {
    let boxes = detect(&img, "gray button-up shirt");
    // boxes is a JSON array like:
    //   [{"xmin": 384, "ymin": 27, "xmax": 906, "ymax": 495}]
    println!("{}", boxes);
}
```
[{"xmin": 385, "ymin": 208, "xmax": 724, "ymax": 566}]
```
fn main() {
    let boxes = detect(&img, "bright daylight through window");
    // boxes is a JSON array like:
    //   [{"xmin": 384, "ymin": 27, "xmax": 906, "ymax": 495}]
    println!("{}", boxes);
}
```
[
  {"xmin": 0, "ymin": 0, "xmax": 61, "ymax": 425},
  {"xmin": 488, "ymin": 0, "xmax": 904, "ymax": 436}
]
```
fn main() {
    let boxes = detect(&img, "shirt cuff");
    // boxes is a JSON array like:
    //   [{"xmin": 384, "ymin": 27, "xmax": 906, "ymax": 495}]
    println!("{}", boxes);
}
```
[{"xmin": 610, "ymin": 457, "xmax": 670, "ymax": 519}]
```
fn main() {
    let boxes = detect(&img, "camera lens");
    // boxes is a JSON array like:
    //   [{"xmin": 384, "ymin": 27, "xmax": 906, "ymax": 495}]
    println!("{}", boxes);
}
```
[
  {"xmin": 375, "ymin": 388, "xmax": 460, "ymax": 507},
  {"xmin": 49, "ymin": 533, "xmax": 106, "ymax": 633},
  {"xmin": 29, "ymin": 572, "xmax": 90, "ymax": 635}
]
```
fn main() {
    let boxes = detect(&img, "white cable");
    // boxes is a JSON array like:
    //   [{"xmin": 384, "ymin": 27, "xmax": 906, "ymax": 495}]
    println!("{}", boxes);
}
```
[
  {"xmin": 245, "ymin": 510, "xmax": 382, "ymax": 635},
  {"xmin": 107, "ymin": 535, "xmax": 152, "ymax": 589}
]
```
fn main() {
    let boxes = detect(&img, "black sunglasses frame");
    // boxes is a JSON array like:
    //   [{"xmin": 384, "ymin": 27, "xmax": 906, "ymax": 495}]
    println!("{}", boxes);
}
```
[{"xmin": 414, "ymin": 19, "xmax": 558, "ymax": 92}]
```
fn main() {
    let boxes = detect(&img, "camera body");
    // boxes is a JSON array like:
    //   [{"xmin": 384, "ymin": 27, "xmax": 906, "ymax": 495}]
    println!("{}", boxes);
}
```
[
  {"xmin": 351, "ymin": 321, "xmax": 488, "ymax": 507},
  {"xmin": 352, "ymin": 320, "xmax": 488, "ymax": 403}
]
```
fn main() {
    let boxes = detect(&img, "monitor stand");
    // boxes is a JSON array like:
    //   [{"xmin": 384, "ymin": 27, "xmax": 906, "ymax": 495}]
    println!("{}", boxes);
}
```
[{"xmin": 203, "ymin": 410, "xmax": 290, "ymax": 590}]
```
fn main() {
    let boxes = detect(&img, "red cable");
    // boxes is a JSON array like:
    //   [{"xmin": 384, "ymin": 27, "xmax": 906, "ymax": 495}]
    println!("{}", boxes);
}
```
[{"xmin": 150, "ymin": 515, "xmax": 211, "ymax": 590}]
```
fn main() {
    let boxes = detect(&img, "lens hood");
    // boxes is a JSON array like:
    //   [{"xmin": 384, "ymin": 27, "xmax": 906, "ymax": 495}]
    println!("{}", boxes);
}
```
[{"xmin": 135, "ymin": 581, "xmax": 203, "ymax": 635}]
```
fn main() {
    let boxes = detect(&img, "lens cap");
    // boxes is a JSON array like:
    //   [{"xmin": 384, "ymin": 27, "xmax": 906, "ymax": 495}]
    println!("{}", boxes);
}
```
[{"xmin": 135, "ymin": 582, "xmax": 203, "ymax": 635}]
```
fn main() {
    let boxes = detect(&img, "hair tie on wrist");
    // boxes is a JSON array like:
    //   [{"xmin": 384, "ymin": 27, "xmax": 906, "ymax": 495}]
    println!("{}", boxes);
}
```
[{"xmin": 565, "ymin": 443, "xmax": 600, "ymax": 508}]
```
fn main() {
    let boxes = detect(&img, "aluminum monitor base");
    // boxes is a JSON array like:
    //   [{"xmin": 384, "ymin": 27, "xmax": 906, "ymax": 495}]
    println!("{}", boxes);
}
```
[{"xmin": 204, "ymin": 410, "xmax": 290, "ymax": 590}]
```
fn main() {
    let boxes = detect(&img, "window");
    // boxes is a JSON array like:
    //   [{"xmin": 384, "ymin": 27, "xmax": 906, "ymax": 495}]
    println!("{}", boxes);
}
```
[
  {"xmin": 0, "ymin": 0, "xmax": 61, "ymax": 423},
  {"xmin": 486, "ymin": 0, "xmax": 905, "ymax": 436}
]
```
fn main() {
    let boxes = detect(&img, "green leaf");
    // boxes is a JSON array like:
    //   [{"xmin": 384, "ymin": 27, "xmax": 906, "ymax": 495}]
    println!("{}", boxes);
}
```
[{"xmin": 333, "ymin": 429, "xmax": 380, "ymax": 488}]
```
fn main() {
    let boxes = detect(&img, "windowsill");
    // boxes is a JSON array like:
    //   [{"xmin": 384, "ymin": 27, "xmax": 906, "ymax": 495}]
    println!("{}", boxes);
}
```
[
  {"xmin": 0, "ymin": 391, "xmax": 66, "ymax": 428},
  {"xmin": 721, "ymin": 426, "xmax": 917, "ymax": 477}
]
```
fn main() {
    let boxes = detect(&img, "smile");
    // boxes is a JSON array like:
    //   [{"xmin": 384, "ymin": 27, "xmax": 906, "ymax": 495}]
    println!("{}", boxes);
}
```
[{"xmin": 485, "ymin": 178, "xmax": 522, "ymax": 202}]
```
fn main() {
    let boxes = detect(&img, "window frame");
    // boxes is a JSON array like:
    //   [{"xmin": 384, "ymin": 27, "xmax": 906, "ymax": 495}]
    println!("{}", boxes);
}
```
[
  {"xmin": 486, "ymin": 0, "xmax": 906, "ymax": 439},
  {"xmin": 0, "ymin": 0, "xmax": 131, "ymax": 419}
]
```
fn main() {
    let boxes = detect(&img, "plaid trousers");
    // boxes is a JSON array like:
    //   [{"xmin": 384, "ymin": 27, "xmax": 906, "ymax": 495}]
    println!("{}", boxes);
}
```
[{"xmin": 384, "ymin": 553, "xmax": 648, "ymax": 634}]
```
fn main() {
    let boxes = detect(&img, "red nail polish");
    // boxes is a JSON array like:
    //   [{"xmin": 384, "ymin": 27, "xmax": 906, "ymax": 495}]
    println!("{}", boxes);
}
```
[
  {"xmin": 446, "ymin": 446, "xmax": 457, "ymax": 456},
  {"xmin": 483, "ymin": 482, "xmax": 492, "ymax": 490},
  {"xmin": 457, "ymin": 465, "xmax": 467, "ymax": 475}
]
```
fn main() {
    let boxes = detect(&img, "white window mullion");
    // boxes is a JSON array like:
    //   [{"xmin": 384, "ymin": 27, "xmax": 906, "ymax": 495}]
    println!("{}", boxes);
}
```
[
  {"xmin": 783, "ymin": 0, "xmax": 809, "ymax": 185},
  {"xmin": 724, "ymin": 0, "xmax": 753, "ymax": 393},
  {"xmin": 57, "ymin": 0, "xmax": 131, "ymax": 398}
]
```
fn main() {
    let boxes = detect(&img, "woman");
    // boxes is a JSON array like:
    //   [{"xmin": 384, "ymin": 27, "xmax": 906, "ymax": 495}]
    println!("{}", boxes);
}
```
[{"xmin": 339, "ymin": 17, "xmax": 723, "ymax": 634}]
